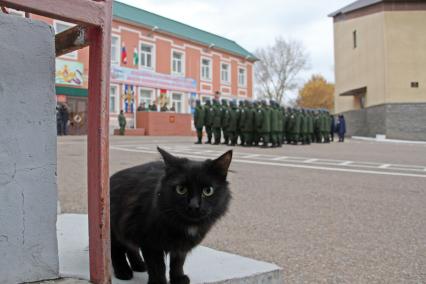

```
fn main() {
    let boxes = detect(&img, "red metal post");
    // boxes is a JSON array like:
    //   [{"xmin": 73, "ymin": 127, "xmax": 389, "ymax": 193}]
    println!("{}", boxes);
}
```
[
  {"xmin": 87, "ymin": 1, "xmax": 112, "ymax": 283},
  {"xmin": 0, "ymin": 1, "xmax": 113, "ymax": 283}
]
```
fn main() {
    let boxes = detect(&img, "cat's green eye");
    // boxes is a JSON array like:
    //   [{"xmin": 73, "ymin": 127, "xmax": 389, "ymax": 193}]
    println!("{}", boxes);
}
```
[
  {"xmin": 202, "ymin": 186, "xmax": 215, "ymax": 197},
  {"xmin": 175, "ymin": 185, "xmax": 187, "ymax": 195}
]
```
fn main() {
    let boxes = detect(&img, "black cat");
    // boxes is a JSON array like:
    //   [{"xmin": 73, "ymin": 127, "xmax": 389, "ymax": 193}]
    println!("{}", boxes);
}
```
[{"xmin": 110, "ymin": 147, "xmax": 233, "ymax": 283}]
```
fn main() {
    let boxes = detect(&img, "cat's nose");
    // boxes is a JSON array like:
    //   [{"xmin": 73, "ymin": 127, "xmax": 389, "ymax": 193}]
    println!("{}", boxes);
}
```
[{"xmin": 188, "ymin": 197, "xmax": 200, "ymax": 212}]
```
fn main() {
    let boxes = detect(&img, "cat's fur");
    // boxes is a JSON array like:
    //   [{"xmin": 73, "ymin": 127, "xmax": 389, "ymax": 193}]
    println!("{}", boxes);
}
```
[{"xmin": 110, "ymin": 147, "xmax": 232, "ymax": 284}]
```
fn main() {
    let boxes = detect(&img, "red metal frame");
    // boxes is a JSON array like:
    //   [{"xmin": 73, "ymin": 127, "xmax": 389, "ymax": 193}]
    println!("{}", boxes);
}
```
[{"xmin": 0, "ymin": 1, "xmax": 112, "ymax": 283}]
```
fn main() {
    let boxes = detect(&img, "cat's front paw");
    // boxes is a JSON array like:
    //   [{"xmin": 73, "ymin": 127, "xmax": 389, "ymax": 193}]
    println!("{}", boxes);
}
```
[
  {"xmin": 130, "ymin": 260, "xmax": 146, "ymax": 272},
  {"xmin": 170, "ymin": 274, "xmax": 190, "ymax": 284},
  {"xmin": 114, "ymin": 266, "xmax": 133, "ymax": 280}
]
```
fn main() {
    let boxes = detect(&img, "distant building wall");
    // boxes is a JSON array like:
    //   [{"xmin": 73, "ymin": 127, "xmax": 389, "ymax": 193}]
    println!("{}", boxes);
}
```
[
  {"xmin": 332, "ymin": 5, "xmax": 426, "ymax": 141},
  {"xmin": 384, "ymin": 11, "xmax": 426, "ymax": 104},
  {"xmin": 333, "ymin": 12, "xmax": 387, "ymax": 113},
  {"xmin": 0, "ymin": 14, "xmax": 58, "ymax": 283},
  {"xmin": 342, "ymin": 103, "xmax": 426, "ymax": 141}
]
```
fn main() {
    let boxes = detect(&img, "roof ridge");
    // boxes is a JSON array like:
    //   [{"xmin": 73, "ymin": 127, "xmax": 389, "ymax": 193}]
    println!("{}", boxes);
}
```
[{"xmin": 114, "ymin": 1, "xmax": 245, "ymax": 47}]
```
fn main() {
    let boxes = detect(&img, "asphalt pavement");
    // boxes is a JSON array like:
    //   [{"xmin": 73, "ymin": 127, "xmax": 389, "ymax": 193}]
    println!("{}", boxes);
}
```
[{"xmin": 57, "ymin": 136, "xmax": 426, "ymax": 283}]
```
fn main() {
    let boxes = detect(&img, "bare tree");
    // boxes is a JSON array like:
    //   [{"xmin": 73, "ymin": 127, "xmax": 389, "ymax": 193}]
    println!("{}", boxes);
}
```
[{"xmin": 254, "ymin": 37, "xmax": 309, "ymax": 104}]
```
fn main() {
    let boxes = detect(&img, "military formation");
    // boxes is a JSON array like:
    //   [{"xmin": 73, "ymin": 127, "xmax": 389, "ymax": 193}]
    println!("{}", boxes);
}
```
[{"xmin": 193, "ymin": 99, "xmax": 339, "ymax": 147}]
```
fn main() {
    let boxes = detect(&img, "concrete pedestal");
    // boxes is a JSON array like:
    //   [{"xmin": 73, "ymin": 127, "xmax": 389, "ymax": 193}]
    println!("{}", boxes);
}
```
[
  {"xmin": 0, "ymin": 13, "xmax": 58, "ymax": 283},
  {"xmin": 58, "ymin": 214, "xmax": 283, "ymax": 284}
]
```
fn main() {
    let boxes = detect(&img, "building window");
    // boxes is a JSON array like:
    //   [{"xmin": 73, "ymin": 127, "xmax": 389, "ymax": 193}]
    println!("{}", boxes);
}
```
[
  {"xmin": 172, "ymin": 93, "xmax": 184, "ymax": 113},
  {"xmin": 172, "ymin": 50, "xmax": 185, "ymax": 75},
  {"xmin": 138, "ymin": 89, "xmax": 153, "ymax": 108},
  {"xmin": 111, "ymin": 35, "xmax": 120, "ymax": 65},
  {"xmin": 140, "ymin": 42, "xmax": 155, "ymax": 69},
  {"xmin": 411, "ymin": 82, "xmax": 419, "ymax": 88},
  {"xmin": 54, "ymin": 21, "xmax": 78, "ymax": 59},
  {"xmin": 110, "ymin": 85, "xmax": 119, "ymax": 113},
  {"xmin": 238, "ymin": 68, "xmax": 246, "ymax": 87},
  {"xmin": 201, "ymin": 58, "xmax": 212, "ymax": 81},
  {"xmin": 221, "ymin": 63, "xmax": 230, "ymax": 83},
  {"xmin": 353, "ymin": 30, "xmax": 357, "ymax": 49}
]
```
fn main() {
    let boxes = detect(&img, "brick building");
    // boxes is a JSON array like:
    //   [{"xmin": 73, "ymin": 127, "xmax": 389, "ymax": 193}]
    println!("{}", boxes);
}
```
[
  {"xmin": 329, "ymin": 0, "xmax": 426, "ymax": 140},
  {"xmin": 6, "ymin": 1, "xmax": 257, "ymax": 134}
]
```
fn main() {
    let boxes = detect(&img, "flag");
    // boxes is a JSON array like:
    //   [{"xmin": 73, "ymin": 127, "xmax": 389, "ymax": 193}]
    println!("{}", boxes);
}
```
[
  {"xmin": 121, "ymin": 43, "xmax": 127, "ymax": 64},
  {"xmin": 133, "ymin": 48, "xmax": 139, "ymax": 66}
]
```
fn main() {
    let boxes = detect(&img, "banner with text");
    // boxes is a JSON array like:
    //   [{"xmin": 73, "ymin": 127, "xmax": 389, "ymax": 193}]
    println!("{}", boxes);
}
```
[{"xmin": 111, "ymin": 65, "xmax": 197, "ymax": 93}]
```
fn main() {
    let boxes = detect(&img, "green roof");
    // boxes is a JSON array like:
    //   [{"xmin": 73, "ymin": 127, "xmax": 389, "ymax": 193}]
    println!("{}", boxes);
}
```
[
  {"xmin": 56, "ymin": 86, "xmax": 88, "ymax": 97},
  {"xmin": 113, "ymin": 1, "xmax": 258, "ymax": 62}
]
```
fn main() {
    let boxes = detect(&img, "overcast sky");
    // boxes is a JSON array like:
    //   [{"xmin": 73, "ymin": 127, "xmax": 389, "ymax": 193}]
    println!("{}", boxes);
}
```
[{"xmin": 118, "ymin": 0, "xmax": 353, "ymax": 85}]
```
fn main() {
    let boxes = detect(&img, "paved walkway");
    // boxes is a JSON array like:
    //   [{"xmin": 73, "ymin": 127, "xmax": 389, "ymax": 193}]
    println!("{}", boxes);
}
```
[{"xmin": 56, "ymin": 136, "xmax": 426, "ymax": 283}]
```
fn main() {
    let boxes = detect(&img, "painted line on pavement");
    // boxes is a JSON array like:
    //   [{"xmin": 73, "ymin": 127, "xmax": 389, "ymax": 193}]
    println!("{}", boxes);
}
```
[
  {"xmin": 111, "ymin": 145, "xmax": 426, "ymax": 172},
  {"xmin": 379, "ymin": 164, "xmax": 391, "ymax": 169},
  {"xmin": 270, "ymin": 156, "xmax": 289, "ymax": 161},
  {"xmin": 110, "ymin": 146, "xmax": 426, "ymax": 178}
]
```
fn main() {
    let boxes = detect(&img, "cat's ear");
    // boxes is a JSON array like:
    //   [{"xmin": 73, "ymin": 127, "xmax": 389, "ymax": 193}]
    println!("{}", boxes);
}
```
[
  {"xmin": 157, "ymin": 147, "xmax": 180, "ymax": 168},
  {"xmin": 210, "ymin": 150, "xmax": 233, "ymax": 178}
]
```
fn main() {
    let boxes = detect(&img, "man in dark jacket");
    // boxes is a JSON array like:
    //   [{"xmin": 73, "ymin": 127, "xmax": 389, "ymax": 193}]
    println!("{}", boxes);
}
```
[
  {"xmin": 56, "ymin": 105, "xmax": 62, "ymax": 136},
  {"xmin": 193, "ymin": 100, "xmax": 205, "ymax": 144},
  {"xmin": 60, "ymin": 104, "xmax": 69, "ymax": 136}
]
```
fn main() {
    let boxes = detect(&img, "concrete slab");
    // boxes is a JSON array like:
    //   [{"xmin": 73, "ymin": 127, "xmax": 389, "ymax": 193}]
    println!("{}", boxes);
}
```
[{"xmin": 57, "ymin": 214, "xmax": 283, "ymax": 284}]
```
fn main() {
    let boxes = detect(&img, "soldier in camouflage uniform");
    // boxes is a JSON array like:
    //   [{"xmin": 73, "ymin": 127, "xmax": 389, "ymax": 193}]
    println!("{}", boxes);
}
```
[
  {"xmin": 281, "ymin": 106, "xmax": 287, "ymax": 144},
  {"xmin": 276, "ymin": 105, "xmax": 284, "ymax": 147},
  {"xmin": 204, "ymin": 99, "xmax": 214, "ymax": 144},
  {"xmin": 300, "ymin": 109, "xmax": 308, "ymax": 145},
  {"xmin": 324, "ymin": 110, "xmax": 331, "ymax": 143},
  {"xmin": 221, "ymin": 99, "xmax": 230, "ymax": 145},
  {"xmin": 242, "ymin": 100, "xmax": 255, "ymax": 146},
  {"xmin": 259, "ymin": 100, "xmax": 271, "ymax": 148},
  {"xmin": 253, "ymin": 101, "xmax": 262, "ymax": 146},
  {"xmin": 238, "ymin": 100, "xmax": 246, "ymax": 146},
  {"xmin": 227, "ymin": 101, "xmax": 239, "ymax": 146},
  {"xmin": 307, "ymin": 109, "xmax": 314, "ymax": 144},
  {"xmin": 212, "ymin": 99, "xmax": 222, "ymax": 145},
  {"xmin": 295, "ymin": 109, "xmax": 303, "ymax": 144},
  {"xmin": 320, "ymin": 110, "xmax": 328, "ymax": 143},
  {"xmin": 314, "ymin": 110, "xmax": 321, "ymax": 143},
  {"xmin": 270, "ymin": 101, "xmax": 280, "ymax": 147},
  {"xmin": 193, "ymin": 99, "xmax": 205, "ymax": 144}
]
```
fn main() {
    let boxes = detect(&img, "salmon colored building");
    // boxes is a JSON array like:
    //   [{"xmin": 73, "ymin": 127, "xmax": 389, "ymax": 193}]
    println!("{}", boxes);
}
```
[{"xmin": 8, "ymin": 1, "xmax": 257, "ymax": 134}]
